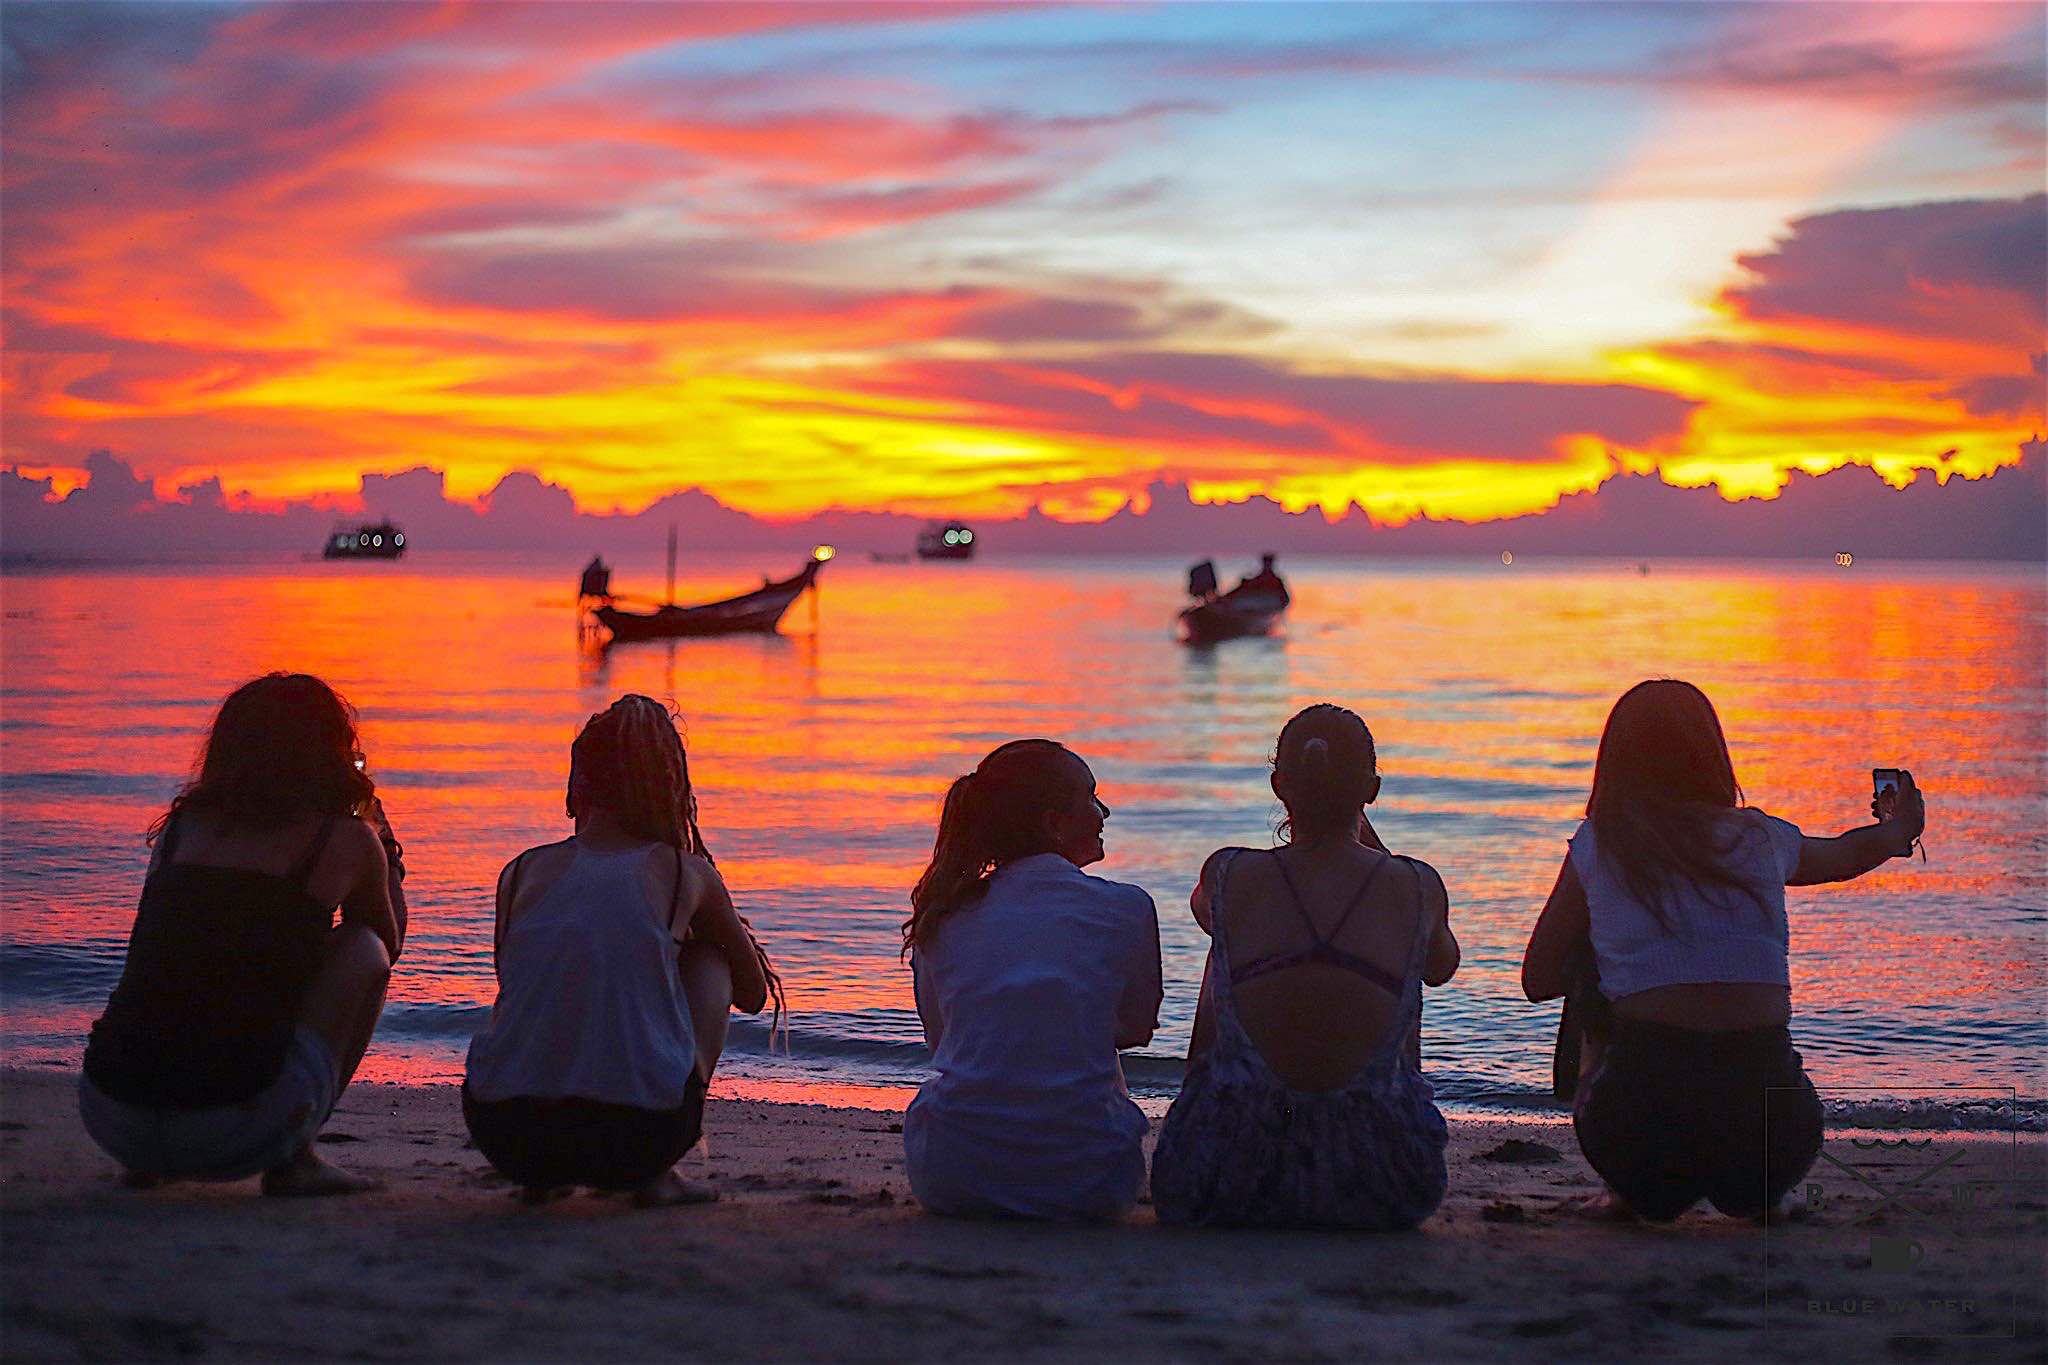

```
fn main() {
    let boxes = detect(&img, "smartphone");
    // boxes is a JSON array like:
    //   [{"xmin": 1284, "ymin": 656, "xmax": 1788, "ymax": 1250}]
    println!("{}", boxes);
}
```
[{"xmin": 1872, "ymin": 768, "xmax": 1909, "ymax": 811}]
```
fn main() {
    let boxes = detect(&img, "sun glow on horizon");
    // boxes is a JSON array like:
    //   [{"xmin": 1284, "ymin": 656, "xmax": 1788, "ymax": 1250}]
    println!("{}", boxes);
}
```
[{"xmin": 1, "ymin": 3, "xmax": 2040, "ymax": 530}]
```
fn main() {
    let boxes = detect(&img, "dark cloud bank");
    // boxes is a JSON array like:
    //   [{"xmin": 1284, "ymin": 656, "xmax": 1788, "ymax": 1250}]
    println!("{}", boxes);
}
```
[{"xmin": 4, "ymin": 446, "xmax": 2041, "ymax": 564}]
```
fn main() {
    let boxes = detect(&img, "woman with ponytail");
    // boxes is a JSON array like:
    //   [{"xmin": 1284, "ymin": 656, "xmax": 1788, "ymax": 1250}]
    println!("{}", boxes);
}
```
[
  {"xmin": 1152, "ymin": 705, "xmax": 1460, "ymax": 1229},
  {"xmin": 902, "ymin": 740, "xmax": 1162, "ymax": 1221},
  {"xmin": 464, "ymin": 696, "xmax": 782, "ymax": 1205}
]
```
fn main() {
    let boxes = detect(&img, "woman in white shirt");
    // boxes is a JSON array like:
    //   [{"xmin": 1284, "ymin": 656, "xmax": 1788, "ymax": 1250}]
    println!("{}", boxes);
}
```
[
  {"xmin": 1522, "ymin": 679, "xmax": 1925, "ymax": 1221},
  {"xmin": 465, "ymin": 696, "xmax": 780, "ymax": 1206},
  {"xmin": 902, "ymin": 740, "xmax": 1163, "ymax": 1221}
]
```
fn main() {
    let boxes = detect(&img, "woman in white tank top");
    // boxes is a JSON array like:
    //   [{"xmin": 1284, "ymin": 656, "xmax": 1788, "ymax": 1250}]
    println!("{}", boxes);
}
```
[{"xmin": 465, "ymin": 696, "xmax": 781, "ymax": 1205}]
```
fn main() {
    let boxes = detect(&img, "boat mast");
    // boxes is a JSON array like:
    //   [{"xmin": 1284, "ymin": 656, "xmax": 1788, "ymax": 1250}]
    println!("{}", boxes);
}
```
[{"xmin": 666, "ymin": 525, "xmax": 676, "ymax": 605}]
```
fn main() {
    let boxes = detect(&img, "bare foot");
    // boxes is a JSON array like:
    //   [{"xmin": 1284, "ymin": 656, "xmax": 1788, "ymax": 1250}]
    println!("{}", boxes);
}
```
[
  {"xmin": 632, "ymin": 1169, "xmax": 719, "ymax": 1208},
  {"xmin": 260, "ymin": 1147, "xmax": 379, "ymax": 1197},
  {"xmin": 120, "ymin": 1169, "xmax": 162, "ymax": 1190},
  {"xmin": 1552, "ymin": 1192, "xmax": 1637, "ymax": 1222}
]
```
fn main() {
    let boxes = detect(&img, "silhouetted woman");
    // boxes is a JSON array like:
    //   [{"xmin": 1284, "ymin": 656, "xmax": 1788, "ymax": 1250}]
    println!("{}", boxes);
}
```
[
  {"xmin": 464, "ymin": 695, "xmax": 781, "ymax": 1205},
  {"xmin": 81, "ymin": 673, "xmax": 405, "ymax": 1196},
  {"xmin": 1151, "ymin": 704, "xmax": 1460, "ymax": 1229},
  {"xmin": 1521, "ymin": 679, "xmax": 1926, "ymax": 1221},
  {"xmin": 903, "ymin": 740, "xmax": 1162, "ymax": 1221}
]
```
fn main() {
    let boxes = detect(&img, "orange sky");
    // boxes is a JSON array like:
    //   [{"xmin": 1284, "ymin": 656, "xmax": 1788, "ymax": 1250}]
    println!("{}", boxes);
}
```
[{"xmin": 1, "ymin": 2, "xmax": 2041, "ymax": 524}]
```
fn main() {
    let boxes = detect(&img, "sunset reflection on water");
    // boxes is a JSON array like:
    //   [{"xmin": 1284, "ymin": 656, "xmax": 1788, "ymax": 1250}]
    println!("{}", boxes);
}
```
[{"xmin": 2, "ymin": 553, "xmax": 2041, "ymax": 1107}]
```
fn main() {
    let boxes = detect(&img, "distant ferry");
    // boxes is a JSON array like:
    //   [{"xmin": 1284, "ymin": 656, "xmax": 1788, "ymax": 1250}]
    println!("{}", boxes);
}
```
[
  {"xmin": 323, "ymin": 521, "xmax": 406, "ymax": 559},
  {"xmin": 916, "ymin": 521, "xmax": 975, "ymax": 560}
]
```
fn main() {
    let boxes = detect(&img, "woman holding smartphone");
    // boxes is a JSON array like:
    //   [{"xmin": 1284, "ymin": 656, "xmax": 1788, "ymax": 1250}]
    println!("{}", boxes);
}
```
[
  {"xmin": 80, "ymin": 673, "xmax": 404, "ymax": 1195},
  {"xmin": 1521, "ymin": 679, "xmax": 1926, "ymax": 1221}
]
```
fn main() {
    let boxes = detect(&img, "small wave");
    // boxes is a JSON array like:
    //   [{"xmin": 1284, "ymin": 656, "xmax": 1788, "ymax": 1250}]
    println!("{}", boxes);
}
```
[
  {"xmin": 0, "ymin": 771, "xmax": 173, "ymax": 799},
  {"xmin": 0, "ymin": 940, "xmax": 126, "ymax": 1002}
]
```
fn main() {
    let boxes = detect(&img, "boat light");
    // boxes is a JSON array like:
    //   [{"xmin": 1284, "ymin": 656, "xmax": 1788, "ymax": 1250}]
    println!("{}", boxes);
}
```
[
  {"xmin": 813, "ymin": 544, "xmax": 836, "ymax": 562},
  {"xmin": 959, "ymin": 530, "xmax": 973, "ymax": 544},
  {"xmin": 1835, "ymin": 551, "xmax": 1854, "ymax": 567},
  {"xmin": 1500, "ymin": 550, "xmax": 1513, "ymax": 566},
  {"xmin": 393, "ymin": 533, "xmax": 404, "ymax": 547}
]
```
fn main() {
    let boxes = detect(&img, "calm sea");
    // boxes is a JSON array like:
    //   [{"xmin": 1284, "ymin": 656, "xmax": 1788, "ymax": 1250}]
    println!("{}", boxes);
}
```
[{"xmin": 3, "ymin": 553, "xmax": 2043, "ymax": 1123}]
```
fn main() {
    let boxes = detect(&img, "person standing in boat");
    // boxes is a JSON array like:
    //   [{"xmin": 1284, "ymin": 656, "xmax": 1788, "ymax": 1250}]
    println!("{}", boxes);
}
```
[
  {"xmin": 79, "ymin": 673, "xmax": 405, "ymax": 1196},
  {"xmin": 1239, "ymin": 553, "xmax": 1287, "ymax": 599}
]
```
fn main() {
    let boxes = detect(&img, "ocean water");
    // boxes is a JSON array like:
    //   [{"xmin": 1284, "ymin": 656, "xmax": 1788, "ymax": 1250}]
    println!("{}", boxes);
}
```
[{"xmin": 2, "ymin": 552, "xmax": 2043, "ymax": 1124}]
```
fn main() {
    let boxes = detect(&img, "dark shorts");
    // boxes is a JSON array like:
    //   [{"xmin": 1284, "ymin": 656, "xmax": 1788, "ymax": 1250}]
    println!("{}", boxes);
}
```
[
  {"xmin": 463, "ymin": 1077, "xmax": 706, "ymax": 1191},
  {"xmin": 1574, "ymin": 1017, "xmax": 1822, "ymax": 1221}
]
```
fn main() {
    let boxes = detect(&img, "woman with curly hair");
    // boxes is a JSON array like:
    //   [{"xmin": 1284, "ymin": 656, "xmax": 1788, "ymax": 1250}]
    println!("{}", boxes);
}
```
[
  {"xmin": 81, "ymin": 673, "xmax": 406, "ymax": 1196},
  {"xmin": 464, "ymin": 695, "xmax": 782, "ymax": 1206}
]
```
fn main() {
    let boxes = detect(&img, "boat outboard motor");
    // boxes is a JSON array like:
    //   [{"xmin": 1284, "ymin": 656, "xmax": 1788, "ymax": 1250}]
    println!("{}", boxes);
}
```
[{"xmin": 1187, "ymin": 559, "xmax": 1219, "ymax": 600}]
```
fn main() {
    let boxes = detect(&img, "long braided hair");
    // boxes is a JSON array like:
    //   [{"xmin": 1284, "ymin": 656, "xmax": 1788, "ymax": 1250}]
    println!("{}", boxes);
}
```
[
  {"xmin": 903, "ymin": 738, "xmax": 1086, "ymax": 957},
  {"xmin": 569, "ymin": 695, "xmax": 785, "ymax": 1035}
]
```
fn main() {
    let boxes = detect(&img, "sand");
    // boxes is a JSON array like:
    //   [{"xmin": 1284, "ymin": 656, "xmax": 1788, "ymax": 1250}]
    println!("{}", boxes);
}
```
[{"xmin": 1, "ymin": 1067, "xmax": 2040, "ymax": 1362}]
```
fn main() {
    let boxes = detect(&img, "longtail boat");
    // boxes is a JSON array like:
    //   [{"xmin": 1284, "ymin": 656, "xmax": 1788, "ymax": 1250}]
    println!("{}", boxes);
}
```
[
  {"xmin": 594, "ymin": 548, "xmax": 831, "ymax": 643},
  {"xmin": 1177, "ymin": 553, "xmax": 1289, "ymax": 645}
]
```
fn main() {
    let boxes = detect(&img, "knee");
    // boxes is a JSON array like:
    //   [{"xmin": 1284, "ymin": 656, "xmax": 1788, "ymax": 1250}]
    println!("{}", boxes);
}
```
[
  {"xmin": 678, "ymin": 940, "xmax": 732, "ymax": 996},
  {"xmin": 330, "ymin": 922, "xmax": 392, "ymax": 986}
]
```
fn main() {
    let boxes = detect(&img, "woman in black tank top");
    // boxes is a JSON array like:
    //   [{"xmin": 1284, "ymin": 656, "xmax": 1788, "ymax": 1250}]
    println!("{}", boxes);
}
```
[{"xmin": 80, "ymin": 673, "xmax": 407, "ymax": 1196}]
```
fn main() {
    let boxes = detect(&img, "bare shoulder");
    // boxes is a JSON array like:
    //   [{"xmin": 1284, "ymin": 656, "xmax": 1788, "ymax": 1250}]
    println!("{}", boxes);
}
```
[
  {"xmin": 673, "ymin": 849, "xmax": 728, "ymax": 902},
  {"xmin": 325, "ymin": 816, "xmax": 386, "ymax": 874},
  {"xmin": 1397, "ymin": 854, "xmax": 1449, "ymax": 908},
  {"xmin": 499, "ymin": 838, "xmax": 574, "ymax": 890}
]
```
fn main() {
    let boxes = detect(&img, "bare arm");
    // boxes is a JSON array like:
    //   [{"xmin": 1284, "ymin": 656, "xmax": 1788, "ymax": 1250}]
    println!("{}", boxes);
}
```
[
  {"xmin": 364, "ymin": 798, "xmax": 408, "ymax": 957},
  {"xmin": 338, "ymin": 818, "xmax": 404, "ymax": 962},
  {"xmin": 1790, "ymin": 772, "xmax": 1926, "ymax": 885},
  {"xmin": 680, "ymin": 859, "xmax": 770, "ymax": 1014},
  {"xmin": 912, "ymin": 954, "xmax": 942, "ymax": 1052},
  {"xmin": 491, "ymin": 854, "xmax": 520, "ymax": 980},
  {"xmin": 1187, "ymin": 955, "xmax": 1217, "ymax": 1064},
  {"xmin": 1416, "ymin": 861, "xmax": 1459, "ymax": 987},
  {"xmin": 1522, "ymin": 854, "xmax": 1590, "ymax": 1002},
  {"xmin": 1114, "ymin": 893, "xmax": 1162, "ymax": 1051},
  {"xmin": 1190, "ymin": 848, "xmax": 1229, "ymax": 934}
]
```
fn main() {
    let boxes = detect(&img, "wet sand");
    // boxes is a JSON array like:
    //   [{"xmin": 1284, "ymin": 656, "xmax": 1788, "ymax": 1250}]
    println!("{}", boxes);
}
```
[{"xmin": 2, "ymin": 1068, "xmax": 2040, "ymax": 1361}]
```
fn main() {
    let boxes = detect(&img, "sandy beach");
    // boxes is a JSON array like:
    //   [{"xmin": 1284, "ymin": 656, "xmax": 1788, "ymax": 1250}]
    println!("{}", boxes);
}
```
[{"xmin": 1, "ymin": 1068, "xmax": 2040, "ymax": 1362}]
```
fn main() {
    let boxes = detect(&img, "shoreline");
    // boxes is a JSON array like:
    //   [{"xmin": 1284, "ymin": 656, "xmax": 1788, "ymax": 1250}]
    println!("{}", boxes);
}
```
[{"xmin": 4, "ymin": 1068, "xmax": 2042, "ymax": 1361}]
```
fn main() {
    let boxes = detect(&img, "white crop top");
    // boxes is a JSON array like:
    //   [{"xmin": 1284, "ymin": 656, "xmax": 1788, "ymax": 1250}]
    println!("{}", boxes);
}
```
[{"xmin": 1568, "ymin": 809, "xmax": 1802, "ymax": 1000}]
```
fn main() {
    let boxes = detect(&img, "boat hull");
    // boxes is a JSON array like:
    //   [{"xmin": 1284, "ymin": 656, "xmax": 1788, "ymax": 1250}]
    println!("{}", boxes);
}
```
[
  {"xmin": 1178, "ymin": 589, "xmax": 1286, "ymax": 644},
  {"xmin": 595, "ymin": 559, "xmax": 821, "ymax": 643}
]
